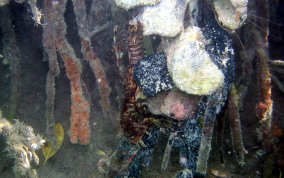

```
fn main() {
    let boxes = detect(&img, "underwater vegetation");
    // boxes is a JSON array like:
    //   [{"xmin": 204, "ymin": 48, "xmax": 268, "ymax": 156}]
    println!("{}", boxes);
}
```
[{"xmin": 0, "ymin": 0, "xmax": 283, "ymax": 177}]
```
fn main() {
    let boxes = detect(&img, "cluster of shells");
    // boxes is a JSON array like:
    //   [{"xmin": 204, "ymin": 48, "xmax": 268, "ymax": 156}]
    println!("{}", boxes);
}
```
[{"xmin": 115, "ymin": 0, "xmax": 247, "ymax": 95}]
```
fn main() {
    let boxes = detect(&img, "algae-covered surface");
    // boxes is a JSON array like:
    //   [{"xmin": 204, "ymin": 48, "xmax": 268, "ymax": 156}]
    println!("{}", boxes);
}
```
[{"xmin": 0, "ymin": 0, "xmax": 283, "ymax": 177}]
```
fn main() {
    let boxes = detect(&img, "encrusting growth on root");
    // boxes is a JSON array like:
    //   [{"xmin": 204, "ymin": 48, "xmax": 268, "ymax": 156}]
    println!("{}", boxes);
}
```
[
  {"xmin": 43, "ymin": 0, "xmax": 60, "ymax": 141},
  {"xmin": 0, "ymin": 6, "xmax": 22, "ymax": 121},
  {"xmin": 253, "ymin": 0, "xmax": 274, "ymax": 151},
  {"xmin": 43, "ymin": 0, "xmax": 91, "ymax": 145},
  {"xmin": 63, "ymin": 57, "xmax": 91, "ymax": 145},
  {"xmin": 228, "ymin": 84, "xmax": 247, "ymax": 165},
  {"xmin": 42, "ymin": 0, "xmax": 112, "ymax": 145},
  {"xmin": 72, "ymin": 0, "xmax": 112, "ymax": 119},
  {"xmin": 236, "ymin": 0, "xmax": 275, "ymax": 152},
  {"xmin": 255, "ymin": 46, "xmax": 274, "ymax": 151}
]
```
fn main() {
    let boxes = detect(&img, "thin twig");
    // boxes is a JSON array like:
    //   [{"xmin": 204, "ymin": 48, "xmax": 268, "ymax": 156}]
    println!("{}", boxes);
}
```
[
  {"xmin": 270, "ymin": 65, "xmax": 284, "ymax": 74},
  {"xmin": 90, "ymin": 22, "xmax": 112, "ymax": 38},
  {"xmin": 269, "ymin": 60, "xmax": 284, "ymax": 67},
  {"xmin": 161, "ymin": 132, "xmax": 176, "ymax": 171},
  {"xmin": 271, "ymin": 75, "xmax": 284, "ymax": 93},
  {"xmin": 229, "ymin": 85, "xmax": 247, "ymax": 165}
]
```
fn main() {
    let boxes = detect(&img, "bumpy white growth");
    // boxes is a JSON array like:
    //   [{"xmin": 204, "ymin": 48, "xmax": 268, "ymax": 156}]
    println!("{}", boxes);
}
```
[
  {"xmin": 167, "ymin": 26, "xmax": 224, "ymax": 95},
  {"xmin": 138, "ymin": 0, "xmax": 189, "ymax": 37},
  {"xmin": 0, "ymin": 115, "xmax": 44, "ymax": 177},
  {"xmin": 213, "ymin": 0, "xmax": 248, "ymax": 31},
  {"xmin": 230, "ymin": 0, "xmax": 247, "ymax": 8},
  {"xmin": 114, "ymin": 0, "xmax": 160, "ymax": 10}
]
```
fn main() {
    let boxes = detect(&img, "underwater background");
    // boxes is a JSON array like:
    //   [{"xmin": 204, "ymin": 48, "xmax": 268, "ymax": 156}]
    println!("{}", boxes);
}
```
[{"xmin": 0, "ymin": 0, "xmax": 283, "ymax": 177}]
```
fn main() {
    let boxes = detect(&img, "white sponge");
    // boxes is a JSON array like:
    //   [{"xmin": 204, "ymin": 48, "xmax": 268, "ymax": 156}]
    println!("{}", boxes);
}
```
[
  {"xmin": 114, "ymin": 0, "xmax": 160, "ymax": 10},
  {"xmin": 167, "ymin": 26, "xmax": 224, "ymax": 95}
]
